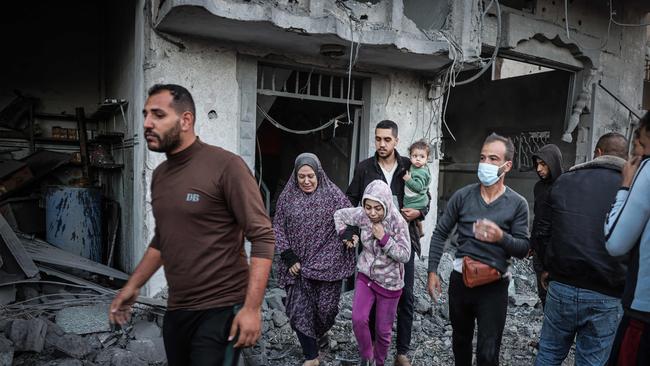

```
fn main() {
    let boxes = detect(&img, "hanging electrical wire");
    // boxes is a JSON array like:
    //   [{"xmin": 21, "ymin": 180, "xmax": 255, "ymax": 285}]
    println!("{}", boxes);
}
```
[
  {"xmin": 347, "ymin": 24, "xmax": 357, "ymax": 126},
  {"xmin": 414, "ymin": 0, "xmax": 501, "ymax": 143},
  {"xmin": 337, "ymin": 0, "xmax": 364, "ymax": 125},
  {"xmin": 609, "ymin": 1, "xmax": 650, "ymax": 27},
  {"xmin": 257, "ymin": 104, "xmax": 345, "ymax": 135},
  {"xmin": 454, "ymin": 0, "xmax": 501, "ymax": 86},
  {"xmin": 564, "ymin": 0, "xmax": 612, "ymax": 51},
  {"xmin": 256, "ymin": 135, "xmax": 263, "ymax": 188}
]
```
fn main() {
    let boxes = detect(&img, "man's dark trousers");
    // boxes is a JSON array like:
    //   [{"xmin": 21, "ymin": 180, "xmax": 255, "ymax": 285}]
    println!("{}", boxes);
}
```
[
  {"xmin": 395, "ymin": 243, "xmax": 416, "ymax": 355},
  {"xmin": 448, "ymin": 271, "xmax": 509, "ymax": 366},
  {"xmin": 163, "ymin": 305, "xmax": 241, "ymax": 366}
]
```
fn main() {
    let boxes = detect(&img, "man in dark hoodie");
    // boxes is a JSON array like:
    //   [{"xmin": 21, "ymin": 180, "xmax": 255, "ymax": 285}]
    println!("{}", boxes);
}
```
[
  {"xmin": 534, "ymin": 133, "xmax": 629, "ymax": 366},
  {"xmin": 530, "ymin": 144, "xmax": 564, "ymax": 307}
]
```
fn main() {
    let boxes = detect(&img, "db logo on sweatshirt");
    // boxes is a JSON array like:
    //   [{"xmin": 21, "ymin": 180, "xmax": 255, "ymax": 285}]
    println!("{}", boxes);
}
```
[{"xmin": 186, "ymin": 193, "xmax": 200, "ymax": 202}]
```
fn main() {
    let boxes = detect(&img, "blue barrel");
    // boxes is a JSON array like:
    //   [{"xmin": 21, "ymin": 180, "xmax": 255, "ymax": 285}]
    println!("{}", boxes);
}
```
[{"xmin": 45, "ymin": 186, "xmax": 102, "ymax": 262}]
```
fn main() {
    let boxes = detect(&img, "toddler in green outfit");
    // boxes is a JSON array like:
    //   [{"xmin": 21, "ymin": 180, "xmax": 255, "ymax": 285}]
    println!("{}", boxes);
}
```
[{"xmin": 403, "ymin": 140, "xmax": 431, "ymax": 237}]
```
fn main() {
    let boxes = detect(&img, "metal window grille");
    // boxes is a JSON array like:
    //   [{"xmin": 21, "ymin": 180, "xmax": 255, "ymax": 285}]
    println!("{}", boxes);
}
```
[
  {"xmin": 507, "ymin": 131, "xmax": 551, "ymax": 171},
  {"xmin": 257, "ymin": 64, "xmax": 363, "ymax": 105}
]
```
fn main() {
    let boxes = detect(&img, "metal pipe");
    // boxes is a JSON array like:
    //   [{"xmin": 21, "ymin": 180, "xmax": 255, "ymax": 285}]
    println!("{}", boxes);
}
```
[
  {"xmin": 318, "ymin": 74, "xmax": 322, "ymax": 96},
  {"xmin": 598, "ymin": 81, "xmax": 642, "ymax": 120},
  {"xmin": 76, "ymin": 107, "xmax": 90, "ymax": 181},
  {"xmin": 28, "ymin": 104, "xmax": 35, "ymax": 153}
]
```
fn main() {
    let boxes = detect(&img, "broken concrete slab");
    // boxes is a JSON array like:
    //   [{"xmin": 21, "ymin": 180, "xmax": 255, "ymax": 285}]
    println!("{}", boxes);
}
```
[
  {"xmin": 0, "ymin": 334, "xmax": 14, "ymax": 366},
  {"xmin": 20, "ymin": 236, "xmax": 129, "ymax": 281},
  {"xmin": 38, "ymin": 358, "xmax": 84, "ymax": 366},
  {"xmin": 0, "ymin": 213, "xmax": 39, "ymax": 279},
  {"xmin": 131, "ymin": 320, "xmax": 161, "ymax": 341},
  {"xmin": 339, "ymin": 308, "xmax": 352, "ymax": 320},
  {"xmin": 126, "ymin": 339, "xmax": 166, "ymax": 364},
  {"xmin": 265, "ymin": 288, "xmax": 286, "ymax": 313},
  {"xmin": 19, "ymin": 284, "xmax": 42, "ymax": 304},
  {"xmin": 0, "ymin": 285, "xmax": 16, "ymax": 305},
  {"xmin": 56, "ymin": 304, "xmax": 110, "ymax": 335},
  {"xmin": 0, "ymin": 319, "xmax": 12, "ymax": 333},
  {"xmin": 94, "ymin": 347, "xmax": 147, "ymax": 366},
  {"xmin": 510, "ymin": 294, "xmax": 539, "ymax": 308},
  {"xmin": 49, "ymin": 334, "xmax": 93, "ymax": 359},
  {"xmin": 43, "ymin": 318, "xmax": 64, "ymax": 336},
  {"xmin": 271, "ymin": 310, "xmax": 288, "ymax": 328},
  {"xmin": 7, "ymin": 318, "xmax": 47, "ymax": 352},
  {"xmin": 242, "ymin": 344, "xmax": 268, "ymax": 366},
  {"xmin": 84, "ymin": 334, "xmax": 103, "ymax": 352},
  {"xmin": 414, "ymin": 295, "xmax": 432, "ymax": 314}
]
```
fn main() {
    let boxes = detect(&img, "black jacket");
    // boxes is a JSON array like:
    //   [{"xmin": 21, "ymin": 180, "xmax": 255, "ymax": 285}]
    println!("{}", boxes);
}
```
[
  {"xmin": 530, "ymin": 144, "xmax": 564, "ymax": 256},
  {"xmin": 538, "ymin": 155, "xmax": 629, "ymax": 297},
  {"xmin": 346, "ymin": 151, "xmax": 429, "ymax": 255}
]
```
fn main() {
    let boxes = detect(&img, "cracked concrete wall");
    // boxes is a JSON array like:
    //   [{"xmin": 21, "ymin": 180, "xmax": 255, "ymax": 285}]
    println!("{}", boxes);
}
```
[
  {"xmin": 134, "ymin": 0, "xmax": 648, "ymax": 294},
  {"xmin": 135, "ymin": 25, "xmax": 443, "ymax": 293},
  {"xmin": 140, "ymin": 26, "xmax": 242, "ymax": 295},
  {"xmin": 367, "ymin": 72, "xmax": 441, "ymax": 259},
  {"xmin": 482, "ymin": 0, "xmax": 648, "ymax": 164},
  {"xmin": 156, "ymin": 0, "xmax": 452, "ymax": 59}
]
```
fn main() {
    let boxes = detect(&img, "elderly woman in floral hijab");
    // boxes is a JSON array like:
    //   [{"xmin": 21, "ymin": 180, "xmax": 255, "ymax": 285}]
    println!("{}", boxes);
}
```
[{"xmin": 273, "ymin": 153, "xmax": 356, "ymax": 366}]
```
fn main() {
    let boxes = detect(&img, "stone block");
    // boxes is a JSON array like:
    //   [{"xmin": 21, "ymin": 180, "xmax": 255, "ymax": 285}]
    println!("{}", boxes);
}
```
[
  {"xmin": 0, "ymin": 334, "xmax": 14, "ymax": 366},
  {"xmin": 39, "ymin": 358, "xmax": 83, "ymax": 366},
  {"xmin": 0, "ymin": 285, "xmax": 16, "ymax": 305},
  {"xmin": 126, "ymin": 339, "xmax": 166, "ymax": 364},
  {"xmin": 19, "ymin": 285, "xmax": 41, "ymax": 304},
  {"xmin": 49, "ymin": 334, "xmax": 93, "ymax": 359},
  {"xmin": 271, "ymin": 310, "xmax": 288, "ymax": 328},
  {"xmin": 265, "ymin": 294, "xmax": 285, "ymax": 312},
  {"xmin": 131, "ymin": 320, "xmax": 161, "ymax": 340},
  {"xmin": 7, "ymin": 319, "xmax": 47, "ymax": 352},
  {"xmin": 94, "ymin": 348, "xmax": 147, "ymax": 366},
  {"xmin": 414, "ymin": 295, "xmax": 432, "ymax": 314}
]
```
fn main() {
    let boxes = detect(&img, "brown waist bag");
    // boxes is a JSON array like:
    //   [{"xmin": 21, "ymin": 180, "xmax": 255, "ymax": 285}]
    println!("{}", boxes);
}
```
[{"xmin": 462, "ymin": 256, "xmax": 501, "ymax": 288}]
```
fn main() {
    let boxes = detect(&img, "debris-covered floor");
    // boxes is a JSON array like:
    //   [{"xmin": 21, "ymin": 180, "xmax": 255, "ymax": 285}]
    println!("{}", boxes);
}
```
[
  {"xmin": 1, "ymin": 245, "xmax": 576, "ymax": 366},
  {"xmin": 249, "ymin": 253, "xmax": 576, "ymax": 366}
]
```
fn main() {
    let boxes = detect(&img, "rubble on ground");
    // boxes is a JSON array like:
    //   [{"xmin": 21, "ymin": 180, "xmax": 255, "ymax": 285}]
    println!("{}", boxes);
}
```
[
  {"xmin": 0, "ymin": 241, "xmax": 578, "ymax": 365},
  {"xmin": 250, "ymin": 250, "xmax": 576, "ymax": 366},
  {"xmin": 0, "ymin": 207, "xmax": 169, "ymax": 366},
  {"xmin": 0, "ymin": 281, "xmax": 166, "ymax": 366}
]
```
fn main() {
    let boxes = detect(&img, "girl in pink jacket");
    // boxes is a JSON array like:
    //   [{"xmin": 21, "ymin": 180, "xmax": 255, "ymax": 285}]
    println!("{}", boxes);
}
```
[{"xmin": 334, "ymin": 180, "xmax": 411, "ymax": 366}]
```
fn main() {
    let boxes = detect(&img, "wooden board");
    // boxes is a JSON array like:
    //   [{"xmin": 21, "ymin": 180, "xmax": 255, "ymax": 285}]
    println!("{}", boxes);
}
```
[
  {"xmin": 19, "ymin": 235, "xmax": 129, "ymax": 281},
  {"xmin": 0, "ymin": 213, "xmax": 38, "ymax": 278}
]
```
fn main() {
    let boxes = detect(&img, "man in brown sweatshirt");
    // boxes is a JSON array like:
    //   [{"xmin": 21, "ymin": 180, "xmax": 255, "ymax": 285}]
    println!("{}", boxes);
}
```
[{"xmin": 109, "ymin": 84, "xmax": 276, "ymax": 366}]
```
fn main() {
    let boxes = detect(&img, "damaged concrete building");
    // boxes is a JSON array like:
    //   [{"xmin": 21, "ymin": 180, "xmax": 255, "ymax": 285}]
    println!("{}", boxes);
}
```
[{"xmin": 1, "ymin": 0, "xmax": 649, "ymax": 304}]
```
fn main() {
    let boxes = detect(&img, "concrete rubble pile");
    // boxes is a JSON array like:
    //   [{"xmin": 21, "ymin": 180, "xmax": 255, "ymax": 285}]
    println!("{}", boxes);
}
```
[
  {"xmin": 0, "ymin": 284, "xmax": 167, "ymax": 366},
  {"xmin": 0, "ymin": 249, "xmax": 577, "ymax": 366},
  {"xmin": 250, "ymin": 250, "xmax": 576, "ymax": 366},
  {"xmin": 0, "ymin": 210, "xmax": 169, "ymax": 366}
]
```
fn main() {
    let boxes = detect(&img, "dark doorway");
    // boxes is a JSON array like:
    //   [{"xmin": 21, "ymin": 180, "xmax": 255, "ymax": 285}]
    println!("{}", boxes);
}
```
[
  {"xmin": 256, "ymin": 96, "xmax": 361, "ymax": 217},
  {"xmin": 438, "ymin": 59, "xmax": 575, "ymax": 219}
]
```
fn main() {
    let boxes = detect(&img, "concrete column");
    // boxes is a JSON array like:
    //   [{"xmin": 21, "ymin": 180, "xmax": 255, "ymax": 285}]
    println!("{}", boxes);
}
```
[
  {"xmin": 236, "ymin": 55, "xmax": 258, "ymax": 171},
  {"xmin": 451, "ymin": 0, "xmax": 481, "ymax": 62},
  {"xmin": 389, "ymin": 0, "xmax": 404, "ymax": 31},
  {"xmin": 308, "ymin": 0, "xmax": 326, "ymax": 17}
]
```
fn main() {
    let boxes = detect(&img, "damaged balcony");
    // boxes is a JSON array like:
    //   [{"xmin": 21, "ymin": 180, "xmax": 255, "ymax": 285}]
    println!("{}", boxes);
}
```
[{"xmin": 154, "ymin": 0, "xmax": 458, "ymax": 72}]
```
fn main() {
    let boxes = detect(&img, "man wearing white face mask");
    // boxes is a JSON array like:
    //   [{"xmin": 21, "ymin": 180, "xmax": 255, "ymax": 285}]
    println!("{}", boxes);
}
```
[{"xmin": 426, "ymin": 133, "xmax": 530, "ymax": 366}]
